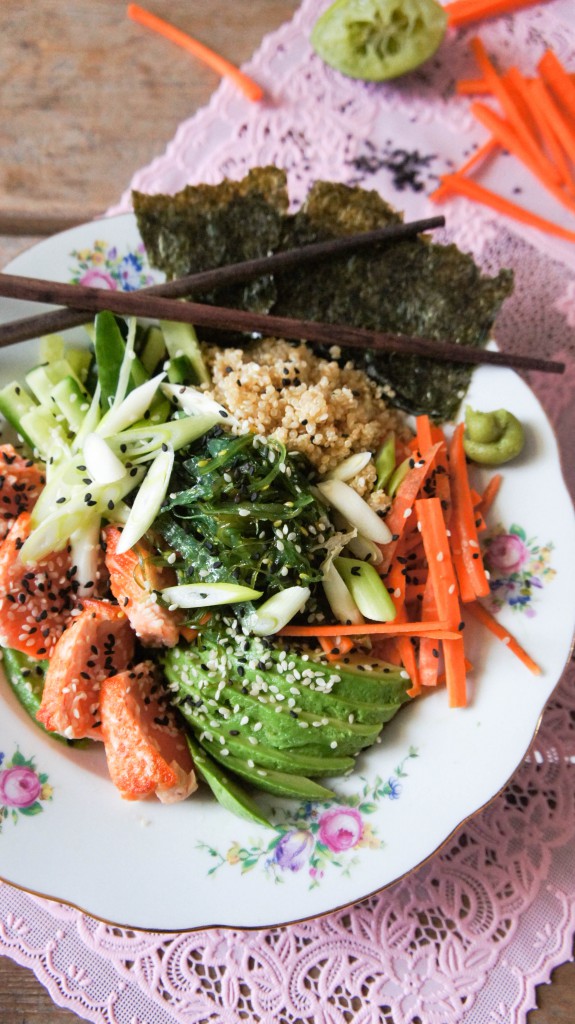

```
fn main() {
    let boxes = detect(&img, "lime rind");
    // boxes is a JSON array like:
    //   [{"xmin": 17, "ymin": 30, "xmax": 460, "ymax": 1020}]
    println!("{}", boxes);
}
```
[{"xmin": 310, "ymin": 0, "xmax": 448, "ymax": 82}]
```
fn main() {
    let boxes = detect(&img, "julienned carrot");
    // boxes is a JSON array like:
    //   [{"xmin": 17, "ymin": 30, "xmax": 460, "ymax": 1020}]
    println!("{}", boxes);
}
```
[
  {"xmin": 479, "ymin": 473, "xmax": 503, "ymax": 517},
  {"xmin": 430, "ymin": 175, "xmax": 575, "ymax": 244},
  {"xmin": 127, "ymin": 4, "xmax": 264, "ymax": 102},
  {"xmin": 449, "ymin": 423, "xmax": 491, "ymax": 600},
  {"xmin": 470, "ymin": 101, "xmax": 575, "ymax": 210},
  {"xmin": 445, "ymin": 0, "xmax": 547, "ymax": 28},
  {"xmin": 521, "ymin": 73, "xmax": 575, "ymax": 167},
  {"xmin": 379, "ymin": 441, "xmax": 443, "ymax": 574},
  {"xmin": 415, "ymin": 498, "xmax": 460, "ymax": 628},
  {"xmin": 442, "ymin": 638, "xmax": 468, "ymax": 707},
  {"xmin": 465, "ymin": 601, "xmax": 542, "ymax": 674},
  {"xmin": 469, "ymin": 38, "xmax": 561, "ymax": 188},
  {"xmin": 415, "ymin": 496, "xmax": 467, "ymax": 706},
  {"xmin": 418, "ymin": 575, "xmax": 441, "ymax": 687},
  {"xmin": 456, "ymin": 77, "xmax": 490, "ymax": 95},
  {"xmin": 527, "ymin": 78, "xmax": 575, "ymax": 193},
  {"xmin": 319, "ymin": 635, "xmax": 355, "ymax": 662},
  {"xmin": 538, "ymin": 50, "xmax": 575, "ymax": 123},
  {"xmin": 279, "ymin": 622, "xmax": 460, "ymax": 638},
  {"xmin": 455, "ymin": 138, "xmax": 500, "ymax": 178}
]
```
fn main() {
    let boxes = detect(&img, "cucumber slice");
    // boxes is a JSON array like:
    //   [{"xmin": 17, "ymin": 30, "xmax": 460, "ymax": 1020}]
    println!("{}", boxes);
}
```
[{"xmin": 310, "ymin": 0, "xmax": 447, "ymax": 82}]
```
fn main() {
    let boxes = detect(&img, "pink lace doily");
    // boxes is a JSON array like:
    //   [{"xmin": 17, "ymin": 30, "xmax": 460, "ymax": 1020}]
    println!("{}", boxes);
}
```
[{"xmin": 2, "ymin": 2, "xmax": 575, "ymax": 1021}]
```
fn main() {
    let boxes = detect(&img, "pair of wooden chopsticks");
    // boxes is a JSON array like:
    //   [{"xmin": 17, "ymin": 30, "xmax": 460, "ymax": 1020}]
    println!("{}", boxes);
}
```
[{"xmin": 0, "ymin": 215, "xmax": 564, "ymax": 375}]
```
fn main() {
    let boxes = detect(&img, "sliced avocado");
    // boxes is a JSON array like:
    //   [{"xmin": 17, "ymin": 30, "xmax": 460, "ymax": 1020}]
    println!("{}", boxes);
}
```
[
  {"xmin": 186, "ymin": 733, "xmax": 271, "ymax": 827},
  {"xmin": 204, "ymin": 744, "xmax": 336, "ymax": 801}
]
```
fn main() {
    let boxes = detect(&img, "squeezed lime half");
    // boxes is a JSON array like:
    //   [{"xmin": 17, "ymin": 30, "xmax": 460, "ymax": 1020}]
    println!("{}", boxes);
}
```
[{"xmin": 311, "ymin": 0, "xmax": 448, "ymax": 81}]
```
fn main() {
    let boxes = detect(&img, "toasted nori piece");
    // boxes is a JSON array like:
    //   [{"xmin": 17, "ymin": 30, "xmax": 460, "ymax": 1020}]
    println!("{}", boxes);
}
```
[
  {"xmin": 133, "ymin": 166, "xmax": 289, "ymax": 314},
  {"xmin": 133, "ymin": 170, "xmax": 513, "ymax": 422}
]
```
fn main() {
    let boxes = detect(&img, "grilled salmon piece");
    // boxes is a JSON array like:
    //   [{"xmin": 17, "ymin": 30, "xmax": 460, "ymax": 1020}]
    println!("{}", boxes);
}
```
[
  {"xmin": 0, "ymin": 511, "xmax": 77, "ymax": 659},
  {"xmin": 104, "ymin": 526, "xmax": 181, "ymax": 648},
  {"xmin": 0, "ymin": 445, "xmax": 45, "ymax": 540},
  {"xmin": 100, "ymin": 661, "xmax": 197, "ymax": 803},
  {"xmin": 36, "ymin": 599, "xmax": 135, "ymax": 740}
]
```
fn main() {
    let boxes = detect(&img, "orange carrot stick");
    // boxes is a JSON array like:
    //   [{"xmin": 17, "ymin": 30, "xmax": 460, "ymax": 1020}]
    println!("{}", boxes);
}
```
[
  {"xmin": 465, "ymin": 601, "xmax": 542, "ymax": 674},
  {"xmin": 418, "ymin": 575, "xmax": 441, "ymax": 687},
  {"xmin": 455, "ymin": 137, "xmax": 500, "ymax": 178},
  {"xmin": 479, "ymin": 473, "xmax": 503, "ymax": 517},
  {"xmin": 446, "ymin": 0, "xmax": 548, "ymax": 29},
  {"xmin": 449, "ymin": 423, "xmax": 491, "ymax": 600},
  {"xmin": 430, "ymin": 174, "xmax": 575, "ymax": 244},
  {"xmin": 442, "ymin": 637, "xmax": 468, "ymax": 707},
  {"xmin": 470, "ymin": 101, "xmax": 573, "ymax": 204},
  {"xmin": 527, "ymin": 78, "xmax": 575, "ymax": 193},
  {"xmin": 127, "ymin": 4, "xmax": 264, "ymax": 102},
  {"xmin": 319, "ymin": 635, "xmax": 355, "ymax": 662},
  {"xmin": 521, "ymin": 72, "xmax": 575, "ymax": 168},
  {"xmin": 378, "ymin": 442, "xmax": 443, "ymax": 575},
  {"xmin": 456, "ymin": 77, "xmax": 491, "ymax": 95},
  {"xmin": 538, "ymin": 50, "xmax": 575, "ymax": 123},
  {"xmin": 278, "ymin": 622, "xmax": 460, "ymax": 638}
]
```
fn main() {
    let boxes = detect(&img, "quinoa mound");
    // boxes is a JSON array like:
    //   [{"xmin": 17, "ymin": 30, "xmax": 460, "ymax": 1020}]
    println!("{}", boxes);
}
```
[{"xmin": 204, "ymin": 339, "xmax": 406, "ymax": 477}]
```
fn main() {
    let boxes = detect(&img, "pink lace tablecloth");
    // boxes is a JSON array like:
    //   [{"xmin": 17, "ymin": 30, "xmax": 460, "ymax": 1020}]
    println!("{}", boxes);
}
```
[{"xmin": 1, "ymin": 2, "xmax": 575, "ymax": 1021}]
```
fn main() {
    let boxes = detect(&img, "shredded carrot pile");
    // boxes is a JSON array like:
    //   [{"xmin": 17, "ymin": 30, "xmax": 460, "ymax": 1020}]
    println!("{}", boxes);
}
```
[
  {"xmin": 281, "ymin": 415, "xmax": 542, "ymax": 708},
  {"xmin": 444, "ymin": 0, "xmax": 552, "ymax": 29},
  {"xmin": 430, "ymin": 41, "xmax": 575, "ymax": 242}
]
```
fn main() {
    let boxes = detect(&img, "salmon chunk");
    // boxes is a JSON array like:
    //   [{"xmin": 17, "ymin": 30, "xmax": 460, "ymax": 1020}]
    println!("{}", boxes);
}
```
[
  {"xmin": 100, "ymin": 661, "xmax": 197, "ymax": 803},
  {"xmin": 0, "ymin": 512, "xmax": 77, "ymax": 659},
  {"xmin": 104, "ymin": 526, "xmax": 181, "ymax": 648},
  {"xmin": 36, "ymin": 599, "xmax": 135, "ymax": 740},
  {"xmin": 0, "ymin": 445, "xmax": 45, "ymax": 540}
]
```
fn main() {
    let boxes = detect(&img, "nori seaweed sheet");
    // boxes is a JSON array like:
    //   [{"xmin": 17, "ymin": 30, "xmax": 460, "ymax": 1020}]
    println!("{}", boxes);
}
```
[{"xmin": 133, "ymin": 168, "xmax": 513, "ymax": 422}]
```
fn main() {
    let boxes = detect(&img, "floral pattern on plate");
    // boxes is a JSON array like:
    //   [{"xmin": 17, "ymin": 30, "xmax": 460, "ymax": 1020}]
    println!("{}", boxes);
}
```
[
  {"xmin": 0, "ymin": 749, "xmax": 52, "ymax": 829},
  {"xmin": 483, "ymin": 524, "xmax": 556, "ymax": 616},
  {"xmin": 68, "ymin": 239, "xmax": 155, "ymax": 291},
  {"xmin": 198, "ymin": 748, "xmax": 418, "ymax": 887}
]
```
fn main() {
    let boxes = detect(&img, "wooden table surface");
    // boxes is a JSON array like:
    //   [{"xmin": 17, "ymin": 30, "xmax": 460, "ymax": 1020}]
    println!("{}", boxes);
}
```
[{"xmin": 0, "ymin": 2, "xmax": 573, "ymax": 1021}]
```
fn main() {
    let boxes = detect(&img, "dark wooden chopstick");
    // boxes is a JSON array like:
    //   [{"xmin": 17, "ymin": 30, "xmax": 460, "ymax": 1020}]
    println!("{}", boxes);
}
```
[
  {"xmin": 0, "ymin": 216, "xmax": 446, "ymax": 347},
  {"xmin": 0, "ymin": 268, "xmax": 564, "ymax": 374}
]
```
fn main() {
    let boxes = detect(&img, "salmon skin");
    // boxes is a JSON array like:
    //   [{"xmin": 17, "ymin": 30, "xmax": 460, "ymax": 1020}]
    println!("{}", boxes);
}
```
[
  {"xmin": 100, "ymin": 661, "xmax": 197, "ymax": 802},
  {"xmin": 36, "ymin": 599, "xmax": 135, "ymax": 740}
]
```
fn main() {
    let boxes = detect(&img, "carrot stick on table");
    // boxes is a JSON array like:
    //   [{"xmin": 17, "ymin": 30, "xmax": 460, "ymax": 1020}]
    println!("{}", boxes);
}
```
[
  {"xmin": 445, "ymin": 0, "xmax": 549, "ymax": 29},
  {"xmin": 430, "ymin": 174, "xmax": 575, "ymax": 244},
  {"xmin": 126, "ymin": 3, "xmax": 264, "ymax": 102},
  {"xmin": 538, "ymin": 49, "xmax": 575, "ymax": 123}
]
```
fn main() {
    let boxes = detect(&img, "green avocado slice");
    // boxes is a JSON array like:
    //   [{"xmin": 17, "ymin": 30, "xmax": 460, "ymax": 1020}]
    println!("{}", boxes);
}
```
[{"xmin": 186, "ymin": 734, "xmax": 271, "ymax": 827}]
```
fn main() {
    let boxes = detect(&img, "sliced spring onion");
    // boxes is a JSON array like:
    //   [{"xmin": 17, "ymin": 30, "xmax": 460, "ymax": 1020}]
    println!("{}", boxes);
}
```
[
  {"xmin": 334, "ymin": 557, "xmax": 397, "ymax": 622},
  {"xmin": 111, "ymin": 316, "xmax": 138, "ymax": 410},
  {"xmin": 322, "ymin": 451, "xmax": 372, "ymax": 482},
  {"xmin": 97, "ymin": 372, "xmax": 166, "ymax": 437},
  {"xmin": 83, "ymin": 432, "xmax": 128, "ymax": 485},
  {"xmin": 73, "ymin": 382, "xmax": 102, "ymax": 450},
  {"xmin": 20, "ymin": 466, "xmax": 146, "ymax": 564},
  {"xmin": 375, "ymin": 433, "xmax": 396, "ymax": 491},
  {"xmin": 161, "ymin": 382, "xmax": 236, "ymax": 426},
  {"xmin": 243, "ymin": 586, "xmax": 311, "ymax": 636},
  {"xmin": 388, "ymin": 456, "xmax": 411, "ymax": 497},
  {"xmin": 162, "ymin": 582, "xmax": 263, "ymax": 609},
  {"xmin": 115, "ymin": 446, "xmax": 174, "ymax": 554},
  {"xmin": 107, "ymin": 411, "xmax": 221, "ymax": 459},
  {"xmin": 345, "ymin": 533, "xmax": 384, "ymax": 566},
  {"xmin": 317, "ymin": 479, "xmax": 392, "ymax": 545},
  {"xmin": 321, "ymin": 561, "xmax": 363, "ymax": 625},
  {"xmin": 69, "ymin": 515, "xmax": 102, "ymax": 596}
]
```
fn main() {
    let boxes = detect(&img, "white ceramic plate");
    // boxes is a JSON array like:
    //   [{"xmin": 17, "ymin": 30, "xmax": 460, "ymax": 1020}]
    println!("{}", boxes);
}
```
[{"xmin": 0, "ymin": 215, "xmax": 573, "ymax": 932}]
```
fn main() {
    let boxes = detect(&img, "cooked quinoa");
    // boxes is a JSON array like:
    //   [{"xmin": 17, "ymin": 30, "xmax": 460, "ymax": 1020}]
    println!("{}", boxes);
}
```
[{"xmin": 203, "ymin": 339, "xmax": 408, "ymax": 478}]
